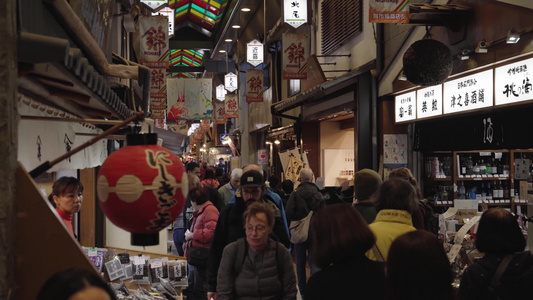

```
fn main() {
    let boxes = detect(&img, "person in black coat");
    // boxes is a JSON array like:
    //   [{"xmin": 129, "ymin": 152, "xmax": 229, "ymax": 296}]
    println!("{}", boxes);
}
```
[
  {"xmin": 207, "ymin": 170, "xmax": 291, "ymax": 300},
  {"xmin": 304, "ymin": 204, "xmax": 385, "ymax": 300},
  {"xmin": 459, "ymin": 208, "xmax": 533, "ymax": 300}
]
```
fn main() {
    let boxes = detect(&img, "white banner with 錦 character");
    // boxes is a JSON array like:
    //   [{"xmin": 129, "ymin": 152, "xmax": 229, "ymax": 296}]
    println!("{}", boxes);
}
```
[
  {"xmin": 246, "ymin": 69, "xmax": 264, "ymax": 102},
  {"xmin": 167, "ymin": 78, "xmax": 213, "ymax": 120},
  {"xmin": 282, "ymin": 33, "xmax": 308, "ymax": 80},
  {"xmin": 139, "ymin": 15, "xmax": 170, "ymax": 68}
]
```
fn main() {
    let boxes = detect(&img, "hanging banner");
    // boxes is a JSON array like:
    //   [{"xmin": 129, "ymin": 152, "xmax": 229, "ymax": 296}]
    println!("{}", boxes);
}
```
[
  {"xmin": 225, "ymin": 72, "xmax": 238, "ymax": 92},
  {"xmin": 247, "ymin": 40, "xmax": 264, "ymax": 67},
  {"xmin": 152, "ymin": 7, "xmax": 175, "ymax": 37},
  {"xmin": 258, "ymin": 149, "xmax": 269, "ymax": 165},
  {"xmin": 167, "ymin": 78, "xmax": 213, "ymax": 120},
  {"xmin": 168, "ymin": 120, "xmax": 189, "ymax": 135},
  {"xmin": 282, "ymin": 33, "xmax": 308, "ymax": 80},
  {"xmin": 369, "ymin": 0, "xmax": 409, "ymax": 23},
  {"xmin": 214, "ymin": 101, "xmax": 227, "ymax": 124},
  {"xmin": 225, "ymin": 94, "xmax": 239, "ymax": 118},
  {"xmin": 216, "ymin": 84, "xmax": 226, "ymax": 101},
  {"xmin": 150, "ymin": 68, "xmax": 167, "ymax": 112},
  {"xmin": 246, "ymin": 69, "xmax": 264, "ymax": 103},
  {"xmin": 285, "ymin": 153, "xmax": 304, "ymax": 182},
  {"xmin": 141, "ymin": 0, "xmax": 167, "ymax": 12},
  {"xmin": 139, "ymin": 15, "xmax": 170, "ymax": 68},
  {"xmin": 283, "ymin": 0, "xmax": 307, "ymax": 28}
]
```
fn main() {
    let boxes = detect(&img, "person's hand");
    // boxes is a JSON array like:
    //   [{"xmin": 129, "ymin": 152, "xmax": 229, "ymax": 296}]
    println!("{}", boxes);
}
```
[
  {"xmin": 207, "ymin": 291, "xmax": 217, "ymax": 300},
  {"xmin": 185, "ymin": 231, "xmax": 193, "ymax": 241}
]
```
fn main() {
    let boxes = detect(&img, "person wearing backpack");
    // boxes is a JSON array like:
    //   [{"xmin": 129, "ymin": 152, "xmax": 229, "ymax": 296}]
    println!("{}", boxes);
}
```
[
  {"xmin": 286, "ymin": 168, "xmax": 324, "ymax": 296},
  {"xmin": 207, "ymin": 170, "xmax": 291, "ymax": 300},
  {"xmin": 216, "ymin": 201, "xmax": 297, "ymax": 300}
]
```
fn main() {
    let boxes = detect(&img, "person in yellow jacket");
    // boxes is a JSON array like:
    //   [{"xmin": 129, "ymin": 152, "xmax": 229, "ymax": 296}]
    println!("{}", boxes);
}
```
[{"xmin": 366, "ymin": 178, "xmax": 417, "ymax": 262}]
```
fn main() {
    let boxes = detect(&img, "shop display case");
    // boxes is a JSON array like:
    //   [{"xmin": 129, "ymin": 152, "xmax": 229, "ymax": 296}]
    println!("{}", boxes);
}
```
[
  {"xmin": 511, "ymin": 150, "xmax": 533, "ymax": 213},
  {"xmin": 424, "ymin": 150, "xmax": 521, "ymax": 212}
]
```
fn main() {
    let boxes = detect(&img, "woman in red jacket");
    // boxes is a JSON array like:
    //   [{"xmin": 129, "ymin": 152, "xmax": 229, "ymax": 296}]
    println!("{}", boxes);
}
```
[{"xmin": 185, "ymin": 187, "xmax": 220, "ymax": 300}]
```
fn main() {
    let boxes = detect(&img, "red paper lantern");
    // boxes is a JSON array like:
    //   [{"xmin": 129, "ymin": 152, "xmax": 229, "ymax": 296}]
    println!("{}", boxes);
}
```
[{"xmin": 97, "ymin": 134, "xmax": 188, "ymax": 245}]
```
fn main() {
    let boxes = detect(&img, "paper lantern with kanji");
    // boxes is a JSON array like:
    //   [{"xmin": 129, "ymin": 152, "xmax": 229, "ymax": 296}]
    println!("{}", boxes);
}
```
[{"xmin": 97, "ymin": 133, "xmax": 188, "ymax": 245}]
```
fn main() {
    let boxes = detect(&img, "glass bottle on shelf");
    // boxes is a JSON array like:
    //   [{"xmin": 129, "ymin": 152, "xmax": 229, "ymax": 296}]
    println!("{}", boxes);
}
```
[
  {"xmin": 497, "ymin": 181, "xmax": 504, "ymax": 200},
  {"xmin": 466, "ymin": 155, "xmax": 473, "ymax": 175},
  {"xmin": 487, "ymin": 182, "xmax": 493, "ymax": 202},
  {"xmin": 460, "ymin": 157, "xmax": 467, "ymax": 176},
  {"xmin": 492, "ymin": 181, "xmax": 499, "ymax": 202},
  {"xmin": 473, "ymin": 160, "xmax": 480, "ymax": 176},
  {"xmin": 458, "ymin": 182, "xmax": 466, "ymax": 199},
  {"xmin": 486, "ymin": 159, "xmax": 492, "ymax": 174},
  {"xmin": 480, "ymin": 183, "xmax": 486, "ymax": 202},
  {"xmin": 479, "ymin": 159, "xmax": 486, "ymax": 175},
  {"xmin": 432, "ymin": 157, "xmax": 439, "ymax": 178},
  {"xmin": 503, "ymin": 181, "xmax": 510, "ymax": 202}
]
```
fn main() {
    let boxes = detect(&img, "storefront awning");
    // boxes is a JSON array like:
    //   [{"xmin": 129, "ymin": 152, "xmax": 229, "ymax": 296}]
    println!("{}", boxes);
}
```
[{"xmin": 271, "ymin": 62, "xmax": 374, "ymax": 114}]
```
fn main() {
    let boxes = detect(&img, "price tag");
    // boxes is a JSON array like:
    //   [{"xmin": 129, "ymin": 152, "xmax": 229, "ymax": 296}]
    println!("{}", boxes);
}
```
[
  {"xmin": 479, "ymin": 152, "xmax": 491, "ymax": 156},
  {"xmin": 494, "ymin": 152, "xmax": 502, "ymax": 159},
  {"xmin": 88, "ymin": 247, "xmax": 98, "ymax": 257},
  {"xmin": 151, "ymin": 258, "xmax": 162, "ymax": 268}
]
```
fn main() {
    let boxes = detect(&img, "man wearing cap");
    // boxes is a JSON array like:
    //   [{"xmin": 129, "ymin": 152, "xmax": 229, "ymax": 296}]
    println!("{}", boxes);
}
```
[
  {"xmin": 353, "ymin": 169, "xmax": 383, "ymax": 224},
  {"xmin": 207, "ymin": 170, "xmax": 290, "ymax": 300}
]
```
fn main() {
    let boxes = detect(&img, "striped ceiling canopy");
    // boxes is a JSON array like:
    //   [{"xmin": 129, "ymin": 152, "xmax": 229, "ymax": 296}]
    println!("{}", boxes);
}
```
[{"xmin": 169, "ymin": 0, "xmax": 229, "ymax": 30}]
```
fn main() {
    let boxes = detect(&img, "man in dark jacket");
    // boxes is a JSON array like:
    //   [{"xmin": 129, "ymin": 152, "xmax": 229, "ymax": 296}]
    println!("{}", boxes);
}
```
[
  {"xmin": 285, "ymin": 168, "xmax": 324, "ymax": 296},
  {"xmin": 207, "ymin": 170, "xmax": 290, "ymax": 300}
]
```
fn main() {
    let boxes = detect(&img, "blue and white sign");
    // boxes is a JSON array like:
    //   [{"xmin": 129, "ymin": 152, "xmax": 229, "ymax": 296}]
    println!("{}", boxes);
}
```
[
  {"xmin": 220, "ymin": 134, "xmax": 228, "ymax": 142},
  {"xmin": 495, "ymin": 57, "xmax": 533, "ymax": 106}
]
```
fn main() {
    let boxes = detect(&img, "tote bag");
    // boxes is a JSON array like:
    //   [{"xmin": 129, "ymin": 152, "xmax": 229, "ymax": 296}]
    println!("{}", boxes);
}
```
[{"xmin": 289, "ymin": 211, "xmax": 313, "ymax": 244}]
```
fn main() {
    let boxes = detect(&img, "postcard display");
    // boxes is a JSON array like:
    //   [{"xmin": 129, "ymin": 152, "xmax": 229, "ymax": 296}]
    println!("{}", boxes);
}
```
[{"xmin": 82, "ymin": 246, "xmax": 188, "ymax": 298}]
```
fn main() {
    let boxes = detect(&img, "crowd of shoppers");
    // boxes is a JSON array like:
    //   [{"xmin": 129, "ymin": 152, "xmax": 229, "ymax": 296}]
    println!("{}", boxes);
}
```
[{"xmin": 42, "ymin": 161, "xmax": 530, "ymax": 300}]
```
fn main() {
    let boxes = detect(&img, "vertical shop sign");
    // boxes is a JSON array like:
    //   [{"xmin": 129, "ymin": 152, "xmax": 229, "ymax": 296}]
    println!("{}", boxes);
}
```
[
  {"xmin": 150, "ymin": 68, "xmax": 167, "ymax": 117},
  {"xmin": 225, "ymin": 72, "xmax": 238, "ymax": 92},
  {"xmin": 245, "ymin": 69, "xmax": 264, "ymax": 102},
  {"xmin": 247, "ymin": 40, "xmax": 264, "ymax": 67},
  {"xmin": 167, "ymin": 78, "xmax": 213, "ymax": 120},
  {"xmin": 495, "ymin": 57, "xmax": 533, "ymax": 106},
  {"xmin": 225, "ymin": 94, "xmax": 239, "ymax": 118},
  {"xmin": 216, "ymin": 84, "xmax": 226, "ymax": 101},
  {"xmin": 141, "ymin": 0, "xmax": 168, "ymax": 12},
  {"xmin": 139, "ymin": 15, "xmax": 170, "ymax": 68},
  {"xmin": 369, "ymin": 0, "xmax": 409, "ymax": 23},
  {"xmin": 153, "ymin": 7, "xmax": 175, "ymax": 37},
  {"xmin": 416, "ymin": 85, "xmax": 443, "ymax": 120},
  {"xmin": 283, "ymin": 0, "xmax": 307, "ymax": 28},
  {"xmin": 443, "ymin": 69, "xmax": 493, "ymax": 115},
  {"xmin": 282, "ymin": 33, "xmax": 308, "ymax": 80},
  {"xmin": 395, "ymin": 91, "xmax": 416, "ymax": 123},
  {"xmin": 214, "ymin": 101, "xmax": 226, "ymax": 124}
]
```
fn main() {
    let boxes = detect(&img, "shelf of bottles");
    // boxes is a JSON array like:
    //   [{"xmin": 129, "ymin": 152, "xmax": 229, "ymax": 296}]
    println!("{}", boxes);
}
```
[
  {"xmin": 423, "ymin": 152, "xmax": 454, "ymax": 206},
  {"xmin": 455, "ymin": 151, "xmax": 511, "ymax": 206}
]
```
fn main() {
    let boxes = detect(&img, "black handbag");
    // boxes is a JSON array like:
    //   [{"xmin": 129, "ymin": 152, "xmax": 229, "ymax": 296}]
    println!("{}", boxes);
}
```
[{"xmin": 187, "ymin": 247, "xmax": 210, "ymax": 267}]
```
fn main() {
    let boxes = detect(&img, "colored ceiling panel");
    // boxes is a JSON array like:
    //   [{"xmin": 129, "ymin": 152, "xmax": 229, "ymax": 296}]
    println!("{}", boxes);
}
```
[
  {"xmin": 168, "ymin": 0, "xmax": 229, "ymax": 34},
  {"xmin": 170, "ymin": 49, "xmax": 205, "ymax": 67}
]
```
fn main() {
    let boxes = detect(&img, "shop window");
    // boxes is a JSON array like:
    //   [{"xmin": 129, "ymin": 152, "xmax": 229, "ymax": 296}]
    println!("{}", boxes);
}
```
[
  {"xmin": 288, "ymin": 79, "xmax": 301, "ymax": 97},
  {"xmin": 321, "ymin": 0, "xmax": 362, "ymax": 55}
]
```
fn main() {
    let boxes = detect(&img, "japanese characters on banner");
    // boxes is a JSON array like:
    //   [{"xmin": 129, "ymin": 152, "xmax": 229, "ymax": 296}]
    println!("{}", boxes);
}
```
[
  {"xmin": 495, "ymin": 57, "xmax": 533, "ymax": 106},
  {"xmin": 214, "ymin": 101, "xmax": 227, "ymax": 124},
  {"xmin": 225, "ymin": 94, "xmax": 239, "ymax": 118},
  {"xmin": 247, "ymin": 40, "xmax": 264, "ymax": 67},
  {"xmin": 245, "ymin": 69, "xmax": 264, "ymax": 102},
  {"xmin": 443, "ymin": 69, "xmax": 493, "ymax": 115},
  {"xmin": 282, "ymin": 33, "xmax": 308, "ymax": 80},
  {"xmin": 140, "ymin": 15, "xmax": 170, "ymax": 119},
  {"xmin": 395, "ymin": 91, "xmax": 416, "ymax": 123},
  {"xmin": 416, "ymin": 85, "xmax": 443, "ymax": 120},
  {"xmin": 139, "ymin": 16, "xmax": 169, "ymax": 68},
  {"xmin": 141, "ymin": 0, "xmax": 168, "ymax": 12},
  {"xmin": 167, "ymin": 78, "xmax": 213, "ymax": 120},
  {"xmin": 225, "ymin": 72, "xmax": 238, "ymax": 92},
  {"xmin": 283, "ymin": 0, "xmax": 307, "ymax": 28},
  {"xmin": 369, "ymin": 0, "xmax": 409, "ymax": 23},
  {"xmin": 216, "ymin": 84, "xmax": 227, "ymax": 101}
]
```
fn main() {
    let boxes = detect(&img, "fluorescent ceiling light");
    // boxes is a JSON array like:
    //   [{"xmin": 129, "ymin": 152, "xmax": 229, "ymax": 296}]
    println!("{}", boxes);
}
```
[
  {"xmin": 241, "ymin": 7, "xmax": 251, "ymax": 12},
  {"xmin": 232, "ymin": 25, "xmax": 241, "ymax": 29},
  {"xmin": 219, "ymin": 50, "xmax": 226, "ymax": 53},
  {"xmin": 225, "ymin": 39, "xmax": 232, "ymax": 42}
]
